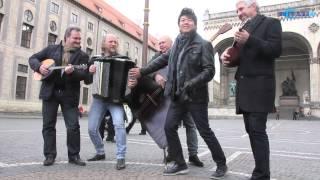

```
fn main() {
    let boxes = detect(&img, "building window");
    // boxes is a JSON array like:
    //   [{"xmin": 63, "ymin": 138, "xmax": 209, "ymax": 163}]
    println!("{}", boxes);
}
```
[
  {"xmin": 125, "ymin": 42, "xmax": 130, "ymax": 57},
  {"xmin": 21, "ymin": 23, "xmax": 33, "ymax": 48},
  {"xmin": 16, "ymin": 76, "xmax": 27, "ymax": 100},
  {"xmin": 87, "ymin": 37, "xmax": 92, "ymax": 46},
  {"xmin": 0, "ymin": 14, "xmax": 3, "ymax": 31},
  {"xmin": 18, "ymin": 64, "xmax": 28, "ymax": 73},
  {"xmin": 49, "ymin": 21, "xmax": 57, "ymax": 32},
  {"xmin": 0, "ymin": 0, "xmax": 3, "ymax": 8},
  {"xmin": 102, "ymin": 30, "xmax": 107, "ymax": 37},
  {"xmin": 50, "ymin": 2, "xmax": 59, "ymax": 14},
  {"xmin": 134, "ymin": 47, "xmax": 139, "ymax": 56},
  {"xmin": 48, "ymin": 33, "xmax": 57, "ymax": 45},
  {"xmin": 82, "ymin": 87, "xmax": 88, "ymax": 105},
  {"xmin": 88, "ymin": 22, "xmax": 94, "ymax": 32},
  {"xmin": 134, "ymin": 47, "xmax": 139, "ymax": 62},
  {"xmin": 86, "ymin": 48, "xmax": 93, "ymax": 56},
  {"xmin": 71, "ymin": 13, "xmax": 78, "ymax": 24}
]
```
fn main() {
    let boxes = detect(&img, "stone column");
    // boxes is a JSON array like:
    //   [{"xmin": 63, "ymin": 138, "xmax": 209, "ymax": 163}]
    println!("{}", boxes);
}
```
[
  {"xmin": 309, "ymin": 57, "xmax": 320, "ymax": 117},
  {"xmin": 208, "ymin": 79, "xmax": 214, "ymax": 105},
  {"xmin": 220, "ymin": 65, "xmax": 228, "ymax": 106}
]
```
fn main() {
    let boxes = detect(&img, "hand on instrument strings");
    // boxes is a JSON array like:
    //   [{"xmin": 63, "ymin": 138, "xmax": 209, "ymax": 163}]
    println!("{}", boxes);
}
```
[
  {"xmin": 234, "ymin": 29, "xmax": 250, "ymax": 45},
  {"xmin": 64, "ymin": 64, "xmax": 74, "ymax": 74},
  {"xmin": 220, "ymin": 48, "xmax": 231, "ymax": 66},
  {"xmin": 127, "ymin": 78, "xmax": 138, "ymax": 88},
  {"xmin": 89, "ymin": 64, "xmax": 96, "ymax": 74},
  {"xmin": 128, "ymin": 68, "xmax": 141, "ymax": 79},
  {"xmin": 39, "ymin": 64, "xmax": 49, "ymax": 75},
  {"xmin": 155, "ymin": 74, "xmax": 166, "ymax": 89}
]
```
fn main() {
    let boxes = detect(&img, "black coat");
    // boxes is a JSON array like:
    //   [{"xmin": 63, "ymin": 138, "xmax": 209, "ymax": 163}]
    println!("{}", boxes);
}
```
[
  {"xmin": 235, "ymin": 15, "xmax": 282, "ymax": 113},
  {"xmin": 141, "ymin": 33, "xmax": 215, "ymax": 103},
  {"xmin": 29, "ymin": 42, "xmax": 91, "ymax": 103}
]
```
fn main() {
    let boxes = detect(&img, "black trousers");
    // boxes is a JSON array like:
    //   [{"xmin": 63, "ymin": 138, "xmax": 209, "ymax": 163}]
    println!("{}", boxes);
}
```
[
  {"xmin": 126, "ymin": 117, "xmax": 146, "ymax": 133},
  {"xmin": 165, "ymin": 101, "xmax": 226, "ymax": 166},
  {"xmin": 243, "ymin": 112, "xmax": 270, "ymax": 180},
  {"xmin": 99, "ymin": 111, "xmax": 115, "ymax": 139},
  {"xmin": 42, "ymin": 90, "xmax": 81, "ymax": 159}
]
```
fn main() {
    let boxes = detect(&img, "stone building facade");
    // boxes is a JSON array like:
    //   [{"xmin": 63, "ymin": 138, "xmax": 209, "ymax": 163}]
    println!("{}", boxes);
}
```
[{"xmin": 0, "ymin": 0, "xmax": 158, "ymax": 112}]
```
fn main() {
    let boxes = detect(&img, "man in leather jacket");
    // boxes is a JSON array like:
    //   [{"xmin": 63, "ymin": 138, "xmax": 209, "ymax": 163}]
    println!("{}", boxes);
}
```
[
  {"xmin": 152, "ymin": 35, "xmax": 204, "ymax": 167},
  {"xmin": 129, "ymin": 8, "xmax": 227, "ymax": 178}
]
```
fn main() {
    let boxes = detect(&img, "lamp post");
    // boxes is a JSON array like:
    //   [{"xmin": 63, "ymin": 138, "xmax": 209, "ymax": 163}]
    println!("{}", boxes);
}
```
[
  {"xmin": 141, "ymin": 0, "xmax": 149, "ymax": 66},
  {"xmin": 95, "ymin": 7, "xmax": 103, "ymax": 55}
]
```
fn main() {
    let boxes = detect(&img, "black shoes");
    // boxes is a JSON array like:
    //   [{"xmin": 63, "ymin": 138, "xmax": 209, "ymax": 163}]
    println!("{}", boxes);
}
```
[
  {"xmin": 69, "ymin": 156, "xmax": 86, "ymax": 166},
  {"xmin": 43, "ymin": 156, "xmax": 55, "ymax": 166},
  {"xmin": 115, "ymin": 159, "xmax": 126, "ymax": 170},
  {"xmin": 87, "ymin": 154, "xmax": 106, "ymax": 161},
  {"xmin": 210, "ymin": 165, "xmax": 228, "ymax": 179},
  {"xmin": 163, "ymin": 162, "xmax": 189, "ymax": 175},
  {"xmin": 44, "ymin": 156, "xmax": 86, "ymax": 166},
  {"xmin": 189, "ymin": 155, "xmax": 204, "ymax": 167},
  {"xmin": 139, "ymin": 131, "xmax": 146, "ymax": 135}
]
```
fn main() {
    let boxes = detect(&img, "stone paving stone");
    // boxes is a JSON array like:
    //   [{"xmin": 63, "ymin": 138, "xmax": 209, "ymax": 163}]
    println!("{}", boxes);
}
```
[{"xmin": 1, "ymin": 117, "xmax": 320, "ymax": 180}]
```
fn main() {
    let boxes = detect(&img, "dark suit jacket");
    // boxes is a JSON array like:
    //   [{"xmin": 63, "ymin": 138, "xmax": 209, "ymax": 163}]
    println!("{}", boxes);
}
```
[
  {"xmin": 29, "ymin": 42, "xmax": 91, "ymax": 104},
  {"xmin": 235, "ymin": 15, "xmax": 282, "ymax": 113},
  {"xmin": 141, "ymin": 33, "xmax": 215, "ymax": 103}
]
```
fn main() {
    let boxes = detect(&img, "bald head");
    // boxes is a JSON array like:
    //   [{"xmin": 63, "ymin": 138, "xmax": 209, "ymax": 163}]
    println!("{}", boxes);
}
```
[
  {"xmin": 158, "ymin": 35, "xmax": 172, "ymax": 54},
  {"xmin": 101, "ymin": 34, "xmax": 119, "ymax": 56}
]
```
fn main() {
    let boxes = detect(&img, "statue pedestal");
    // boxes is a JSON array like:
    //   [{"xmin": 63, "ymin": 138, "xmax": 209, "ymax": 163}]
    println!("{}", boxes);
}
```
[
  {"xmin": 279, "ymin": 96, "xmax": 299, "ymax": 107},
  {"xmin": 228, "ymin": 96, "xmax": 236, "ymax": 106},
  {"xmin": 277, "ymin": 96, "xmax": 300, "ymax": 120}
]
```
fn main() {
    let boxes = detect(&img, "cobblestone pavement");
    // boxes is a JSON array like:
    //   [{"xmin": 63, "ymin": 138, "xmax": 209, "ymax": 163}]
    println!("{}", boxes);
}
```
[{"xmin": 0, "ymin": 116, "xmax": 319, "ymax": 180}]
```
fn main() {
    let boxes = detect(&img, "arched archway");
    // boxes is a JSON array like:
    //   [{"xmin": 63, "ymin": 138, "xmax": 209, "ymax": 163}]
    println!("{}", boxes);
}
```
[
  {"xmin": 278, "ymin": 32, "xmax": 312, "ymax": 106},
  {"xmin": 214, "ymin": 37, "xmax": 237, "ymax": 106},
  {"xmin": 213, "ymin": 31, "xmax": 312, "ymax": 107}
]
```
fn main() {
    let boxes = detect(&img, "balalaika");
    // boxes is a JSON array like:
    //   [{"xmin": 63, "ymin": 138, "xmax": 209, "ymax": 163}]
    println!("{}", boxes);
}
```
[{"xmin": 223, "ymin": 18, "xmax": 250, "ymax": 68}]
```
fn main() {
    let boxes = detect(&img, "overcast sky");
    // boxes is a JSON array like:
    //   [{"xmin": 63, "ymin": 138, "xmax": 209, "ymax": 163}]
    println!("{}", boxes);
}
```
[
  {"xmin": 105, "ymin": 0, "xmax": 297, "ymax": 39},
  {"xmin": 104, "ymin": 0, "xmax": 298, "ymax": 81}
]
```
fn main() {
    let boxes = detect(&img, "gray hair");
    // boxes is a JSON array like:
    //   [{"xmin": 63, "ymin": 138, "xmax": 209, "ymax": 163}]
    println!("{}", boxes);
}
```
[
  {"xmin": 101, "ymin": 34, "xmax": 119, "ymax": 54},
  {"xmin": 237, "ymin": 0, "xmax": 260, "ymax": 13},
  {"xmin": 64, "ymin": 26, "xmax": 81, "ymax": 41}
]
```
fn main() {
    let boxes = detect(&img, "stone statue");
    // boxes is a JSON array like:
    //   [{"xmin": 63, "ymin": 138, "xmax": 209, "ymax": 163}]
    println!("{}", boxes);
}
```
[
  {"xmin": 281, "ymin": 70, "xmax": 297, "ymax": 96},
  {"xmin": 229, "ymin": 80, "xmax": 236, "ymax": 97}
]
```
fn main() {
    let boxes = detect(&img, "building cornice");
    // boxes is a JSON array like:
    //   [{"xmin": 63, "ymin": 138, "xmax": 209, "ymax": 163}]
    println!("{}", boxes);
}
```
[
  {"xmin": 69, "ymin": 0, "xmax": 157, "ymax": 51},
  {"xmin": 204, "ymin": 0, "xmax": 320, "ymax": 31}
]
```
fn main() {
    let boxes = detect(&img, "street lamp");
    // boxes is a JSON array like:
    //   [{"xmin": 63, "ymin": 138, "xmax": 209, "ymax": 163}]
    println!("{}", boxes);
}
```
[
  {"xmin": 141, "ymin": 0, "xmax": 149, "ymax": 66},
  {"xmin": 95, "ymin": 7, "xmax": 103, "ymax": 55}
]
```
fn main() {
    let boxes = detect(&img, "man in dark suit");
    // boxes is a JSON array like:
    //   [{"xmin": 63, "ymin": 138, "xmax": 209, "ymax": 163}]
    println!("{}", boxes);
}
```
[
  {"xmin": 29, "ymin": 26, "xmax": 91, "ymax": 166},
  {"xmin": 221, "ymin": 1, "xmax": 282, "ymax": 179},
  {"xmin": 129, "ymin": 8, "xmax": 227, "ymax": 178}
]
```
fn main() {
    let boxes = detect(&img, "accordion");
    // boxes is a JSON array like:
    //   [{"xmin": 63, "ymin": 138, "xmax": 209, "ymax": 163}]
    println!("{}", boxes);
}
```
[{"xmin": 91, "ymin": 55, "xmax": 135, "ymax": 103}]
